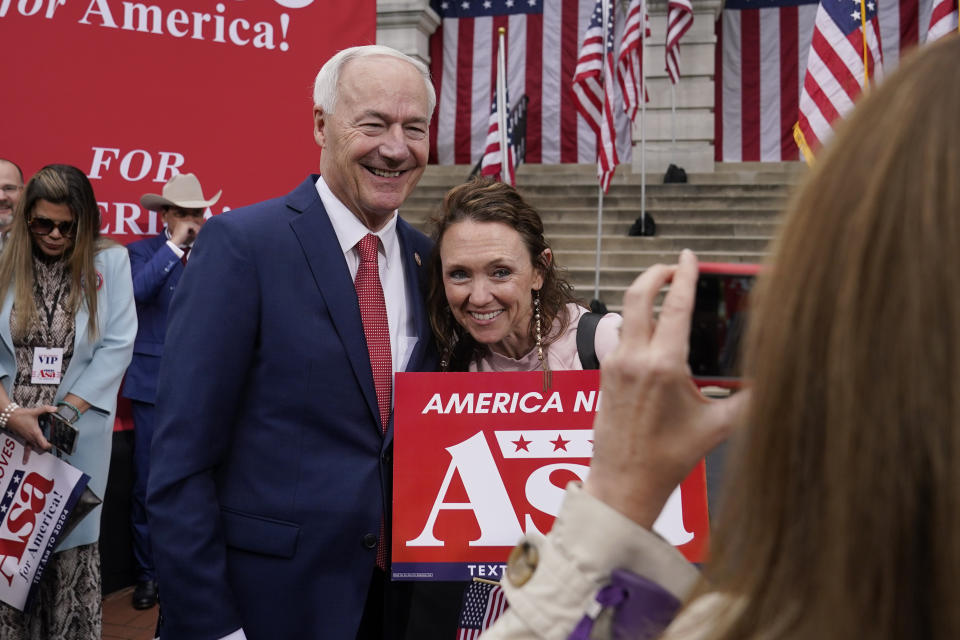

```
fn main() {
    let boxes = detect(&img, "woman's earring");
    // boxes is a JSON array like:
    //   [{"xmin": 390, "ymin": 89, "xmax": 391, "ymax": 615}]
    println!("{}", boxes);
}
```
[
  {"xmin": 534, "ymin": 291, "xmax": 552, "ymax": 388},
  {"xmin": 534, "ymin": 291, "xmax": 543, "ymax": 366}
]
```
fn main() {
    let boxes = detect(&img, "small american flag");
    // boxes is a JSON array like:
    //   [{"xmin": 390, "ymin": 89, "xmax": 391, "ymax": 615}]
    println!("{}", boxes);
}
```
[
  {"xmin": 665, "ymin": 0, "xmax": 693, "ymax": 84},
  {"xmin": 480, "ymin": 28, "xmax": 517, "ymax": 186},
  {"xmin": 572, "ymin": 0, "xmax": 620, "ymax": 193},
  {"xmin": 617, "ymin": 0, "xmax": 651, "ymax": 120},
  {"xmin": 794, "ymin": 0, "xmax": 882, "ymax": 160},
  {"xmin": 927, "ymin": 0, "xmax": 958, "ymax": 40},
  {"xmin": 456, "ymin": 581, "xmax": 509, "ymax": 640}
]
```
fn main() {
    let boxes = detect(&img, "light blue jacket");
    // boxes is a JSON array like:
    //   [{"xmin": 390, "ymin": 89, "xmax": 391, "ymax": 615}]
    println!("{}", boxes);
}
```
[{"xmin": 0, "ymin": 244, "xmax": 137, "ymax": 550}]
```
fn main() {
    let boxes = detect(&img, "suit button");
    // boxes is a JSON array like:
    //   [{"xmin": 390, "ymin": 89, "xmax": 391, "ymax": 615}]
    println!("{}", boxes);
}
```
[
  {"xmin": 362, "ymin": 533, "xmax": 377, "ymax": 549},
  {"xmin": 381, "ymin": 451, "xmax": 392, "ymax": 465}
]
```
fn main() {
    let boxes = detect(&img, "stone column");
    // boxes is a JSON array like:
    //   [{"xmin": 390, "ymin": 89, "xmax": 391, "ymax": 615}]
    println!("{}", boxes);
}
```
[
  {"xmin": 632, "ymin": 0, "xmax": 722, "ymax": 174},
  {"xmin": 376, "ymin": 0, "xmax": 441, "ymax": 66}
]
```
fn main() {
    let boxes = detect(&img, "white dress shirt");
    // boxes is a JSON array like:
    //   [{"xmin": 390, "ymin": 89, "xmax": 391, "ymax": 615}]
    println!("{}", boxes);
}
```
[{"xmin": 315, "ymin": 175, "xmax": 417, "ymax": 376}]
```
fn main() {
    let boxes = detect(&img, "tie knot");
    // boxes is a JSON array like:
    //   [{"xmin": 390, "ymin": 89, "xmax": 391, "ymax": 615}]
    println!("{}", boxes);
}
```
[{"xmin": 357, "ymin": 234, "xmax": 379, "ymax": 264}]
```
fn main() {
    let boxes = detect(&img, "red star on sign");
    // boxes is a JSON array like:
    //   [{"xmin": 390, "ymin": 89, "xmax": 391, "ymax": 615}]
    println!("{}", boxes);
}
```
[
  {"xmin": 550, "ymin": 434, "xmax": 570, "ymax": 451},
  {"xmin": 512, "ymin": 435, "xmax": 531, "ymax": 452}
]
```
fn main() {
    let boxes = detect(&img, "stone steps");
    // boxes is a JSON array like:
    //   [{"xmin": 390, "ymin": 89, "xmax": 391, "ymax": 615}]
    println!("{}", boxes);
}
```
[{"xmin": 551, "ymin": 235, "xmax": 772, "ymax": 253}]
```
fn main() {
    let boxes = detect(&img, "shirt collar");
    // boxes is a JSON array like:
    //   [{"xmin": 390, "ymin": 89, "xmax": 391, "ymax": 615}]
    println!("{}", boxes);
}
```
[{"xmin": 315, "ymin": 175, "xmax": 398, "ymax": 264}]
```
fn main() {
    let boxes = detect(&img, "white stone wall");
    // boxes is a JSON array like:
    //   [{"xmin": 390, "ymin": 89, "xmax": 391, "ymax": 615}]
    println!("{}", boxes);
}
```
[
  {"xmin": 376, "ymin": 0, "xmax": 439, "ymax": 66},
  {"xmin": 634, "ymin": 0, "xmax": 721, "ymax": 173}
]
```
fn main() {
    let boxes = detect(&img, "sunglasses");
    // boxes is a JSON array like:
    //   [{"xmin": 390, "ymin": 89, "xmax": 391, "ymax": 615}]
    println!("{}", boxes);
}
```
[{"xmin": 28, "ymin": 217, "xmax": 77, "ymax": 237}]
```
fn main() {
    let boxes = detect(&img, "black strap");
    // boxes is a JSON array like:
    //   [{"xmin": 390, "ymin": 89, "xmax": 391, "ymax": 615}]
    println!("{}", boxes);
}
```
[{"xmin": 576, "ymin": 312, "xmax": 603, "ymax": 370}]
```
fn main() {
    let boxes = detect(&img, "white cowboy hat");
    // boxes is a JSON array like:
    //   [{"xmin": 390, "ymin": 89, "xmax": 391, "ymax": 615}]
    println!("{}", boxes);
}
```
[{"xmin": 140, "ymin": 173, "xmax": 222, "ymax": 211}]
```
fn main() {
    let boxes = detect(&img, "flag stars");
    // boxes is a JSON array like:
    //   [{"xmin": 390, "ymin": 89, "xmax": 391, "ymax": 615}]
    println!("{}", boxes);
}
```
[
  {"xmin": 483, "ymin": 0, "xmax": 491, "ymax": 7},
  {"xmin": 850, "ymin": 10, "xmax": 860, "ymax": 19},
  {"xmin": 512, "ymin": 435, "xmax": 532, "ymax": 452},
  {"xmin": 461, "ymin": 1, "xmax": 469, "ymax": 9},
  {"xmin": 506, "ymin": 0, "xmax": 515, "ymax": 5},
  {"xmin": 550, "ymin": 434, "xmax": 570, "ymax": 451}
]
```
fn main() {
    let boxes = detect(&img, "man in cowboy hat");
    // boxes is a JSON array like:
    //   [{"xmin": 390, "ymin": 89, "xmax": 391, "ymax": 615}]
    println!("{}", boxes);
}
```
[{"xmin": 122, "ymin": 172, "xmax": 221, "ymax": 610}]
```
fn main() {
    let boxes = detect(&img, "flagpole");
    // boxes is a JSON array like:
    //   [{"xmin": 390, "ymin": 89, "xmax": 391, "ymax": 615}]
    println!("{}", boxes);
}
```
[
  {"xmin": 640, "ymin": 0, "xmax": 647, "ymax": 235},
  {"xmin": 594, "ymin": 0, "xmax": 610, "ymax": 302},
  {"xmin": 671, "ymin": 83, "xmax": 677, "ymax": 145},
  {"xmin": 859, "ymin": 0, "xmax": 869, "ymax": 85},
  {"xmin": 496, "ymin": 27, "xmax": 510, "ymax": 181}
]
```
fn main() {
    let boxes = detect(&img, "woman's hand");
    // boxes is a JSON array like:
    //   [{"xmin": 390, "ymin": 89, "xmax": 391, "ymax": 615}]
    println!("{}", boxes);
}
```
[
  {"xmin": 6, "ymin": 405, "xmax": 56, "ymax": 452},
  {"xmin": 585, "ymin": 250, "xmax": 748, "ymax": 528}
]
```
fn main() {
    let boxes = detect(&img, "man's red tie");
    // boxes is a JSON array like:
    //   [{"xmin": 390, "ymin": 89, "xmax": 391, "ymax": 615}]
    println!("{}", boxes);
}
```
[
  {"xmin": 354, "ymin": 234, "xmax": 392, "ymax": 431},
  {"xmin": 180, "ymin": 246, "xmax": 190, "ymax": 266},
  {"xmin": 354, "ymin": 233, "xmax": 392, "ymax": 570}
]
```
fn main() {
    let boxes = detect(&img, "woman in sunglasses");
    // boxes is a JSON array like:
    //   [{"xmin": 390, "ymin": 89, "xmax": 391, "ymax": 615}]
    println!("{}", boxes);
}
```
[{"xmin": 0, "ymin": 164, "xmax": 136, "ymax": 638}]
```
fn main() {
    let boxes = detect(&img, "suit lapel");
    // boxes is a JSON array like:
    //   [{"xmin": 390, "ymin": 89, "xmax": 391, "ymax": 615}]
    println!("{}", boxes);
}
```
[{"xmin": 286, "ymin": 177, "xmax": 381, "ymax": 433}]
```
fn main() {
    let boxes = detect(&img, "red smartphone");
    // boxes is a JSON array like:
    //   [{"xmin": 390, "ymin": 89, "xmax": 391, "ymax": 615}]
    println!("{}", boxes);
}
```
[{"xmin": 688, "ymin": 262, "xmax": 760, "ymax": 388}]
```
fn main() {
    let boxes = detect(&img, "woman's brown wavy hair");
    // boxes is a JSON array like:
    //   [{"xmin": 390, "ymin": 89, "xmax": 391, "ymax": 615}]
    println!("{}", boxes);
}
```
[{"xmin": 427, "ymin": 178, "xmax": 578, "ymax": 370}]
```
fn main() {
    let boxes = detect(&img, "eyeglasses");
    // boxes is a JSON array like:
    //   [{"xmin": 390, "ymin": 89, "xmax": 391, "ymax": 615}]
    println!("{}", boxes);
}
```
[{"xmin": 28, "ymin": 217, "xmax": 77, "ymax": 237}]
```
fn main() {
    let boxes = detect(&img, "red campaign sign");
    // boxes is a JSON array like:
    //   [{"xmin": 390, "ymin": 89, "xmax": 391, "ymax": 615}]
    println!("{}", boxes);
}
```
[
  {"xmin": 1, "ymin": 0, "xmax": 375, "ymax": 244},
  {"xmin": 392, "ymin": 371, "xmax": 710, "ymax": 582}
]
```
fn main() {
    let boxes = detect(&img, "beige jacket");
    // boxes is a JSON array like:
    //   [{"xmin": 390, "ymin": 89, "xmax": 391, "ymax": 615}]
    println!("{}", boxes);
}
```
[{"xmin": 482, "ymin": 483, "xmax": 731, "ymax": 640}]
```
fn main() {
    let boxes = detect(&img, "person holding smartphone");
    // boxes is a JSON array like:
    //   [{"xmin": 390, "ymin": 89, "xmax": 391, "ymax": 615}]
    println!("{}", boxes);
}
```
[
  {"xmin": 0, "ymin": 164, "xmax": 136, "ymax": 639},
  {"xmin": 481, "ymin": 35, "xmax": 960, "ymax": 640}
]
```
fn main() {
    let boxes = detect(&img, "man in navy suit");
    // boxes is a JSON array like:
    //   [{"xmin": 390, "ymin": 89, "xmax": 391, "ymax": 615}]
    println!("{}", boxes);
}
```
[
  {"xmin": 123, "ymin": 173, "xmax": 221, "ymax": 610},
  {"xmin": 147, "ymin": 45, "xmax": 437, "ymax": 640}
]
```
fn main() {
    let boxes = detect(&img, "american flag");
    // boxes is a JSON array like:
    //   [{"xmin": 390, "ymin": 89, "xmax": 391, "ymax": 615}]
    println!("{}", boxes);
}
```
[
  {"xmin": 715, "ymin": 0, "xmax": 935, "ymax": 162},
  {"xmin": 927, "ymin": 0, "xmax": 958, "ymax": 40},
  {"xmin": 571, "ymin": 0, "xmax": 620, "ymax": 192},
  {"xmin": 456, "ymin": 581, "xmax": 509, "ymax": 640},
  {"xmin": 480, "ymin": 91, "xmax": 518, "ymax": 185},
  {"xmin": 428, "ymin": 0, "xmax": 632, "ymax": 167},
  {"xmin": 665, "ymin": 0, "xmax": 694, "ymax": 84},
  {"xmin": 617, "ymin": 0, "xmax": 650, "ymax": 121},
  {"xmin": 481, "ymin": 29, "xmax": 518, "ymax": 185},
  {"xmin": 794, "ymin": 0, "xmax": 883, "ymax": 159}
]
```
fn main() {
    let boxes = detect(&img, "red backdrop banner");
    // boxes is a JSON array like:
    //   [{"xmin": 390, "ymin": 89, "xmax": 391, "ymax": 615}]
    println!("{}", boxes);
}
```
[
  {"xmin": 1, "ymin": 0, "xmax": 375, "ymax": 242},
  {"xmin": 392, "ymin": 371, "xmax": 710, "ymax": 582}
]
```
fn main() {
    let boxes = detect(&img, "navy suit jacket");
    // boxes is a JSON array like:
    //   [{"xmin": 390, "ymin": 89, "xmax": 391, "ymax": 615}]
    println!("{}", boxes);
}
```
[
  {"xmin": 146, "ymin": 176, "xmax": 437, "ymax": 640},
  {"xmin": 122, "ymin": 231, "xmax": 183, "ymax": 403}
]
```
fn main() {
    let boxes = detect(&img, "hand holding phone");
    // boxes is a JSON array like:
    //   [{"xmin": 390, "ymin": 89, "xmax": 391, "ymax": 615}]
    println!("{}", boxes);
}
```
[
  {"xmin": 38, "ymin": 411, "xmax": 79, "ymax": 455},
  {"xmin": 688, "ymin": 263, "xmax": 759, "ymax": 386}
]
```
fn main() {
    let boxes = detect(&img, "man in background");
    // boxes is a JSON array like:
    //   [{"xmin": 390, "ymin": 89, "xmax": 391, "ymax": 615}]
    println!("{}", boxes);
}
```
[
  {"xmin": 0, "ymin": 159, "xmax": 24, "ymax": 249},
  {"xmin": 122, "ymin": 172, "xmax": 220, "ymax": 610}
]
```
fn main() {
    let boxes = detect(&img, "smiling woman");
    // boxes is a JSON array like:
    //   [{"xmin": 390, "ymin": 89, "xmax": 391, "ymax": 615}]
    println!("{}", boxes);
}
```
[
  {"xmin": 409, "ymin": 178, "xmax": 624, "ymax": 637},
  {"xmin": 428, "ymin": 178, "xmax": 621, "ymax": 373}
]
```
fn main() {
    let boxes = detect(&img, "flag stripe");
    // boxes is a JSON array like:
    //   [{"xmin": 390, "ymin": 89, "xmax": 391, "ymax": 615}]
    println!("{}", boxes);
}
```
[
  {"xmin": 714, "ymin": 15, "xmax": 723, "ymax": 161},
  {"xmin": 741, "ymin": 9, "xmax": 761, "ymax": 160},
  {"xmin": 779, "ymin": 5, "xmax": 800, "ymax": 160},
  {"xmin": 455, "ymin": 18, "xmax": 475, "ymax": 164},
  {"xmin": 561, "ymin": 0, "xmax": 582, "ymax": 163},
  {"xmin": 758, "ymin": 11, "xmax": 780, "ymax": 160}
]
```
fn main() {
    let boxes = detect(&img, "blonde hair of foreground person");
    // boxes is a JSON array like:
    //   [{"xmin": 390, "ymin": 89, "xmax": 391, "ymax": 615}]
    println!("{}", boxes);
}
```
[{"xmin": 682, "ymin": 35, "xmax": 960, "ymax": 640}]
